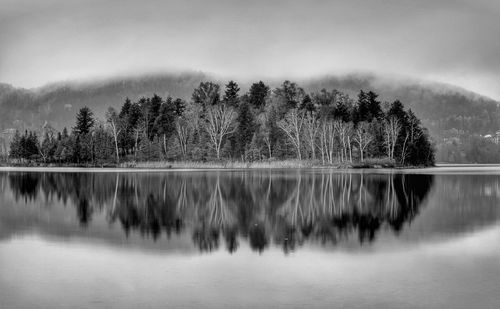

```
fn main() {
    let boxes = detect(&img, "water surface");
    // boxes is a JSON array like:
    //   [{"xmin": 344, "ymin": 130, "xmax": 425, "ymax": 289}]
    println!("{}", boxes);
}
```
[{"xmin": 0, "ymin": 168, "xmax": 499, "ymax": 308}]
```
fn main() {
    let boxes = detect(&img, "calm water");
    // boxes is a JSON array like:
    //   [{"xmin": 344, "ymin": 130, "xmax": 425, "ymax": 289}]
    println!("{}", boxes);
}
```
[{"xmin": 0, "ymin": 168, "xmax": 499, "ymax": 308}]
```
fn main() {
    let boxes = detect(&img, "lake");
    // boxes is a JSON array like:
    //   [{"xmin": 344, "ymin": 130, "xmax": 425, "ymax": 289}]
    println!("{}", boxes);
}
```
[{"xmin": 0, "ymin": 168, "xmax": 499, "ymax": 308}]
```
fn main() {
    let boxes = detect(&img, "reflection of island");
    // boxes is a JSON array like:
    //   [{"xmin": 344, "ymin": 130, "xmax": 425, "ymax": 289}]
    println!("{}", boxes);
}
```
[{"xmin": 7, "ymin": 171, "xmax": 433, "ymax": 253}]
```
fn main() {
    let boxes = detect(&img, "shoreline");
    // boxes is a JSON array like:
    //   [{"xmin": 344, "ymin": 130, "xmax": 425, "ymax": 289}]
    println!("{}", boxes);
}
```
[
  {"xmin": 2, "ymin": 158, "xmax": 410, "ymax": 169},
  {"xmin": 3, "ymin": 164, "xmax": 500, "ymax": 175},
  {"xmin": 0, "ymin": 159, "xmax": 433, "ymax": 172}
]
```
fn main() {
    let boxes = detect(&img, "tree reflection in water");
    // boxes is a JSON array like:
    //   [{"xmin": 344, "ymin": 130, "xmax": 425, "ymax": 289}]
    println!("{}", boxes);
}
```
[{"xmin": 6, "ymin": 171, "xmax": 433, "ymax": 253}]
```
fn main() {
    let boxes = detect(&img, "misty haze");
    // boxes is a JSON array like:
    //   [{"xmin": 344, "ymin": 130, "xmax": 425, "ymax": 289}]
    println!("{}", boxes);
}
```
[{"xmin": 1, "ymin": 1, "xmax": 500, "ymax": 309}]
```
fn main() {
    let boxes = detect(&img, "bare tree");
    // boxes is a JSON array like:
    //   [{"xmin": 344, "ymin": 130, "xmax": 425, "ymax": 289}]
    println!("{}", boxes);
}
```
[
  {"xmin": 319, "ymin": 119, "xmax": 335, "ymax": 164},
  {"xmin": 303, "ymin": 112, "xmax": 320, "ymax": 160},
  {"xmin": 175, "ymin": 117, "xmax": 191, "ymax": 159},
  {"xmin": 175, "ymin": 102, "xmax": 202, "ymax": 159},
  {"xmin": 106, "ymin": 107, "xmax": 122, "ymax": 164},
  {"xmin": 204, "ymin": 104, "xmax": 237, "ymax": 159},
  {"xmin": 399, "ymin": 112, "xmax": 422, "ymax": 164},
  {"xmin": 353, "ymin": 121, "xmax": 373, "ymax": 162},
  {"xmin": 407, "ymin": 110, "xmax": 422, "ymax": 144},
  {"xmin": 384, "ymin": 116, "xmax": 401, "ymax": 160},
  {"xmin": 133, "ymin": 119, "xmax": 147, "ymax": 161},
  {"xmin": 334, "ymin": 120, "xmax": 353, "ymax": 162},
  {"xmin": 277, "ymin": 108, "xmax": 305, "ymax": 160},
  {"xmin": 256, "ymin": 113, "xmax": 272, "ymax": 159}
]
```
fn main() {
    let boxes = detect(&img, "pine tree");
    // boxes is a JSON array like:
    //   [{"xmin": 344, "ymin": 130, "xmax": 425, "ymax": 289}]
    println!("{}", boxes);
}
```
[
  {"xmin": 354, "ymin": 90, "xmax": 369, "ymax": 123},
  {"xmin": 388, "ymin": 100, "xmax": 407, "ymax": 124},
  {"xmin": 248, "ymin": 81, "xmax": 269, "ymax": 109},
  {"xmin": 74, "ymin": 107, "xmax": 95, "ymax": 135},
  {"xmin": 119, "ymin": 98, "xmax": 132, "ymax": 118},
  {"xmin": 366, "ymin": 91, "xmax": 382, "ymax": 120},
  {"xmin": 223, "ymin": 80, "xmax": 240, "ymax": 108},
  {"xmin": 146, "ymin": 94, "xmax": 163, "ymax": 140}
]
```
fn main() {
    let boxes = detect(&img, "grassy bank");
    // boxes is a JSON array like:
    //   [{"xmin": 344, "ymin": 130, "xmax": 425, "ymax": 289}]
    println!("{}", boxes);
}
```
[
  {"xmin": 3, "ymin": 157, "xmax": 423, "ymax": 169},
  {"xmin": 120, "ymin": 159, "xmax": 320, "ymax": 169},
  {"xmin": 119, "ymin": 158, "xmax": 401, "ymax": 169}
]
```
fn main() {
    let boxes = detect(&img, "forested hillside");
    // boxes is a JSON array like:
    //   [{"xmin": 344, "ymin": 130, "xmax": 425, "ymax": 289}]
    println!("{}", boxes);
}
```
[{"xmin": 1, "ymin": 72, "xmax": 499, "ymax": 162}]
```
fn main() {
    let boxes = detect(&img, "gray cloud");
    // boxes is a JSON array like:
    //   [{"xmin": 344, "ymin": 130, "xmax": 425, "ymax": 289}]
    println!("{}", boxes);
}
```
[{"xmin": 1, "ymin": 0, "xmax": 500, "ymax": 99}]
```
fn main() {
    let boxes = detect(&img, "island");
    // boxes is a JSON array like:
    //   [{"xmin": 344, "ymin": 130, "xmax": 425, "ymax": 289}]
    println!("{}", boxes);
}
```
[{"xmin": 6, "ymin": 80, "xmax": 434, "ymax": 168}]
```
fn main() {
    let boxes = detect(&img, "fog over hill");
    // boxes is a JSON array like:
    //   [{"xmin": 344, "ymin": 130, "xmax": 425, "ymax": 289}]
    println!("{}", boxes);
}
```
[{"xmin": 1, "ymin": 72, "xmax": 499, "ymax": 161}]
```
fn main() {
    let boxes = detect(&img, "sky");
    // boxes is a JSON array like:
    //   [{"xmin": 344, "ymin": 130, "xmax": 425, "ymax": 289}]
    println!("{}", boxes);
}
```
[{"xmin": 1, "ymin": 0, "xmax": 500, "ymax": 99}]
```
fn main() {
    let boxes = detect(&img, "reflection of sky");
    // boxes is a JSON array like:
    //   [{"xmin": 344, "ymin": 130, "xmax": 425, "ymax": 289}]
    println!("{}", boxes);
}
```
[{"xmin": 1, "ymin": 225, "xmax": 499, "ymax": 309}]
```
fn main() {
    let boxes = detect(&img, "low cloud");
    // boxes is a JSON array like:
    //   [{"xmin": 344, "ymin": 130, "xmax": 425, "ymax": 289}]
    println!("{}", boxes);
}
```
[{"xmin": 1, "ymin": 0, "xmax": 500, "ymax": 99}]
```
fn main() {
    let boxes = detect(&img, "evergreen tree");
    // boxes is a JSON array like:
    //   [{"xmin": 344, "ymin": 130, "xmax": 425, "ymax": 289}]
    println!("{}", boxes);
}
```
[
  {"xmin": 403, "ymin": 109, "xmax": 435, "ymax": 166},
  {"xmin": 119, "ymin": 97, "xmax": 132, "ymax": 118},
  {"xmin": 366, "ymin": 91, "xmax": 382, "ymax": 120},
  {"xmin": 173, "ymin": 98, "xmax": 186, "ymax": 116},
  {"xmin": 223, "ymin": 80, "xmax": 240, "ymax": 108},
  {"xmin": 146, "ymin": 94, "xmax": 163, "ymax": 140},
  {"xmin": 74, "ymin": 107, "xmax": 95, "ymax": 135},
  {"xmin": 248, "ymin": 81, "xmax": 269, "ymax": 109},
  {"xmin": 14, "ymin": 131, "xmax": 40, "ymax": 161},
  {"xmin": 387, "ymin": 100, "xmax": 407, "ymax": 123},
  {"xmin": 334, "ymin": 100, "xmax": 351, "ymax": 122},
  {"xmin": 354, "ymin": 90, "xmax": 369, "ymax": 123}
]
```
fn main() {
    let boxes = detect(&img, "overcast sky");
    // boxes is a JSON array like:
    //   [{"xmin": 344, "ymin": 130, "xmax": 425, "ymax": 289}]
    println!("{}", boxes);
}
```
[{"xmin": 1, "ymin": 0, "xmax": 500, "ymax": 99}]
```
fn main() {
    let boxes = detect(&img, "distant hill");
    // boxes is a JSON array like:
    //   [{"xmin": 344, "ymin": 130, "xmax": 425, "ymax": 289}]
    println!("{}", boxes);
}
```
[
  {"xmin": 0, "ymin": 72, "xmax": 212, "ymax": 132},
  {"xmin": 1, "ymin": 72, "xmax": 499, "ymax": 161},
  {"xmin": 302, "ymin": 74, "xmax": 500, "ymax": 140}
]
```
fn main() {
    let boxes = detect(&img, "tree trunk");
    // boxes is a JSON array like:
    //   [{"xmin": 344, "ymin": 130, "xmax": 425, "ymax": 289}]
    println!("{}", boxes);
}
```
[
  {"xmin": 114, "ymin": 137, "xmax": 119, "ymax": 164},
  {"xmin": 163, "ymin": 134, "xmax": 167, "ymax": 160},
  {"xmin": 216, "ymin": 138, "xmax": 221, "ymax": 160}
]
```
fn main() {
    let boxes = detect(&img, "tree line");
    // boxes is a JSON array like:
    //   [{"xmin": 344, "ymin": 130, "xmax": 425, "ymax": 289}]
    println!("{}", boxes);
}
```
[{"xmin": 9, "ymin": 80, "xmax": 435, "ymax": 166}]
